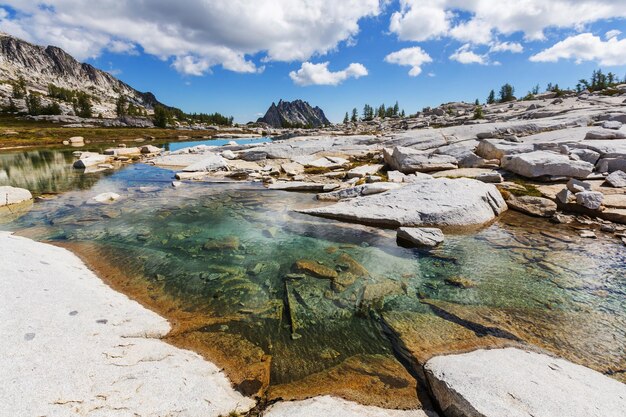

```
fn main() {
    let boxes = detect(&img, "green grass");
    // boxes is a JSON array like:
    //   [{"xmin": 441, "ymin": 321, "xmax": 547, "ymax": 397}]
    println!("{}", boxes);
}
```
[{"xmin": 0, "ymin": 114, "xmax": 223, "ymax": 149}]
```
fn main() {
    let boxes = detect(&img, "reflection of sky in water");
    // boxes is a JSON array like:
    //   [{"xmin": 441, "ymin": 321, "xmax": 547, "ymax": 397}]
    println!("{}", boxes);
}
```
[{"xmin": 1, "ymin": 146, "xmax": 625, "ymax": 388}]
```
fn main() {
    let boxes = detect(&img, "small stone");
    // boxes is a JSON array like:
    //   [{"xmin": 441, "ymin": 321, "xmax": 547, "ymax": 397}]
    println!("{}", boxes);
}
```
[
  {"xmin": 475, "ymin": 172, "xmax": 503, "ymax": 183},
  {"xmin": 69, "ymin": 310, "xmax": 78, "ymax": 316},
  {"xmin": 556, "ymin": 188, "xmax": 575, "ymax": 205},
  {"xmin": 566, "ymin": 179, "xmax": 591, "ymax": 194},
  {"xmin": 24, "ymin": 333, "xmax": 35, "ymax": 341},
  {"xmin": 397, "ymin": 227, "xmax": 445, "ymax": 248},
  {"xmin": 605, "ymin": 170, "xmax": 626, "ymax": 188},
  {"xmin": 96, "ymin": 319, "xmax": 108, "ymax": 324},
  {"xmin": 444, "ymin": 276, "xmax": 476, "ymax": 288},
  {"xmin": 576, "ymin": 191, "xmax": 604, "ymax": 210},
  {"xmin": 579, "ymin": 230, "xmax": 597, "ymax": 239}
]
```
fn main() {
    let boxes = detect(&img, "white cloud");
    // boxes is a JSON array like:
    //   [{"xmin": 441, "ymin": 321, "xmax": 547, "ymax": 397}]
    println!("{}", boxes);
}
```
[
  {"xmin": 606, "ymin": 30, "xmax": 622, "ymax": 40},
  {"xmin": 389, "ymin": 0, "xmax": 451, "ymax": 42},
  {"xmin": 384, "ymin": 47, "xmax": 433, "ymax": 76},
  {"xmin": 389, "ymin": 1, "xmax": 626, "ymax": 45},
  {"xmin": 530, "ymin": 33, "xmax": 626, "ymax": 66},
  {"xmin": 490, "ymin": 41, "xmax": 524, "ymax": 53},
  {"xmin": 0, "ymin": 0, "xmax": 382, "ymax": 75},
  {"xmin": 449, "ymin": 44, "xmax": 488, "ymax": 65},
  {"xmin": 289, "ymin": 62, "xmax": 368, "ymax": 86}
]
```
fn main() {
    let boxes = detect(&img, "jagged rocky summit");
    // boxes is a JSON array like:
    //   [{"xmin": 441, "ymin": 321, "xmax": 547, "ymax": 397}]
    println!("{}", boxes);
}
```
[
  {"xmin": 0, "ymin": 32, "xmax": 170, "ymax": 117},
  {"xmin": 257, "ymin": 99, "xmax": 330, "ymax": 128}
]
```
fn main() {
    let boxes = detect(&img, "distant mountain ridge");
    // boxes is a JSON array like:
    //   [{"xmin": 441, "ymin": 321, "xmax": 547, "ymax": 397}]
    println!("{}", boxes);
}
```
[
  {"xmin": 0, "ymin": 32, "xmax": 173, "ymax": 117},
  {"xmin": 257, "ymin": 99, "xmax": 329, "ymax": 128}
]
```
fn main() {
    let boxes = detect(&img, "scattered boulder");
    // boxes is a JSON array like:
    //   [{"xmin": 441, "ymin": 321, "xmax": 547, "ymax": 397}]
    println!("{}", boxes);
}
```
[
  {"xmin": 181, "ymin": 154, "xmax": 228, "ymax": 172},
  {"xmin": 346, "ymin": 164, "xmax": 383, "ymax": 179},
  {"xmin": 425, "ymin": 348, "xmax": 626, "ymax": 417},
  {"xmin": 73, "ymin": 154, "xmax": 108, "ymax": 169},
  {"xmin": 281, "ymin": 162, "xmax": 305, "ymax": 176},
  {"xmin": 299, "ymin": 178, "xmax": 507, "ymax": 229},
  {"xmin": 576, "ymin": 191, "xmax": 604, "ymax": 210},
  {"xmin": 569, "ymin": 148, "xmax": 600, "ymax": 165},
  {"xmin": 221, "ymin": 150, "xmax": 237, "ymax": 160},
  {"xmin": 556, "ymin": 188, "xmax": 576, "ymax": 205},
  {"xmin": 606, "ymin": 170, "xmax": 626, "ymax": 188},
  {"xmin": 475, "ymin": 172, "xmax": 503, "ymax": 183},
  {"xmin": 475, "ymin": 139, "xmax": 534, "ymax": 160},
  {"xmin": 140, "ymin": 145, "xmax": 161, "ymax": 154},
  {"xmin": 566, "ymin": 178, "xmax": 592, "ymax": 194},
  {"xmin": 602, "ymin": 121, "xmax": 623, "ymax": 130},
  {"xmin": 68, "ymin": 136, "xmax": 84, "ymax": 145},
  {"xmin": 396, "ymin": 227, "xmax": 444, "ymax": 248},
  {"xmin": 585, "ymin": 130, "xmax": 626, "ymax": 140},
  {"xmin": 506, "ymin": 195, "xmax": 558, "ymax": 218},
  {"xmin": 317, "ymin": 183, "xmax": 403, "ymax": 201},
  {"xmin": 0, "ymin": 186, "xmax": 32, "ymax": 207},
  {"xmin": 89, "ymin": 192, "xmax": 121, "ymax": 205},
  {"xmin": 502, "ymin": 151, "xmax": 594, "ymax": 179},
  {"xmin": 268, "ymin": 182, "xmax": 332, "ymax": 192},
  {"xmin": 385, "ymin": 147, "xmax": 457, "ymax": 173}
]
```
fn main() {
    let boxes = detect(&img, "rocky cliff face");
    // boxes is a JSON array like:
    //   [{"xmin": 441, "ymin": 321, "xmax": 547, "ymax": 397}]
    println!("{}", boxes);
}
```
[
  {"xmin": 257, "ymin": 99, "xmax": 330, "ymax": 128},
  {"xmin": 0, "ymin": 32, "xmax": 170, "ymax": 117}
]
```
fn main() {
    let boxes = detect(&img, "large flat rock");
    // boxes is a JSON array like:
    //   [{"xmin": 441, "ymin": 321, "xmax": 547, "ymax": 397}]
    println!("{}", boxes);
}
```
[
  {"xmin": 300, "ymin": 178, "xmax": 507, "ymax": 230},
  {"xmin": 502, "ymin": 150, "xmax": 594, "ymax": 179},
  {"xmin": 0, "ymin": 232, "xmax": 254, "ymax": 417},
  {"xmin": 425, "ymin": 348, "xmax": 626, "ymax": 417},
  {"xmin": 265, "ymin": 396, "xmax": 433, "ymax": 417}
]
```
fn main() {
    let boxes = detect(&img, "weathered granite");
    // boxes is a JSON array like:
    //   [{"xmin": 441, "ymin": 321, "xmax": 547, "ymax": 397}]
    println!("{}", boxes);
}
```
[
  {"xmin": 396, "ymin": 227, "xmax": 444, "ymax": 248},
  {"xmin": 502, "ymin": 151, "xmax": 594, "ymax": 179},
  {"xmin": 0, "ymin": 186, "xmax": 32, "ymax": 206},
  {"xmin": 300, "ymin": 178, "xmax": 507, "ymax": 229},
  {"xmin": 424, "ymin": 348, "xmax": 626, "ymax": 417},
  {"xmin": 0, "ymin": 232, "xmax": 254, "ymax": 417}
]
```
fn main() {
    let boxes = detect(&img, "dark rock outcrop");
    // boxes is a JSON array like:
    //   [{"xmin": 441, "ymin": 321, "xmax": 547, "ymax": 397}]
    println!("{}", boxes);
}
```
[{"xmin": 257, "ymin": 99, "xmax": 329, "ymax": 128}]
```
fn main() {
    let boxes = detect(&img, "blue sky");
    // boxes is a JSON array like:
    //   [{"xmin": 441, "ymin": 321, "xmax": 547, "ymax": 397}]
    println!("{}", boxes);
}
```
[{"xmin": 1, "ymin": 1, "xmax": 625, "ymax": 123}]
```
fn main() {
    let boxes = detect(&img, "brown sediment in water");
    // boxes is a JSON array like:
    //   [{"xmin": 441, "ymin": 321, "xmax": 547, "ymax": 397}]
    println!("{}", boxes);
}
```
[{"xmin": 52, "ymin": 240, "xmax": 428, "ymax": 408}]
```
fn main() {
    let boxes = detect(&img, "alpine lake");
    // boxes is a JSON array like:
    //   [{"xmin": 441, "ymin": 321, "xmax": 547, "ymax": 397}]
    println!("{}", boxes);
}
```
[{"xmin": 1, "ymin": 138, "xmax": 624, "ymax": 410}]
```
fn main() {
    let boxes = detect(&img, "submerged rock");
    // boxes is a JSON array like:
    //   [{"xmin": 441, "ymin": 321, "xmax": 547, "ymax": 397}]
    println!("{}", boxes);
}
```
[
  {"xmin": 425, "ymin": 348, "xmax": 626, "ymax": 417},
  {"xmin": 89, "ymin": 192, "xmax": 121, "ymax": 205},
  {"xmin": 396, "ymin": 227, "xmax": 444, "ymax": 248},
  {"xmin": 294, "ymin": 259, "xmax": 338, "ymax": 279},
  {"xmin": 300, "ymin": 178, "xmax": 507, "ymax": 230}
]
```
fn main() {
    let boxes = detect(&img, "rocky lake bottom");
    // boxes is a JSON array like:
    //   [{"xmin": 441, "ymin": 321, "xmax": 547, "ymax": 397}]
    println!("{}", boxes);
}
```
[{"xmin": 1, "ymin": 146, "xmax": 625, "ymax": 409}]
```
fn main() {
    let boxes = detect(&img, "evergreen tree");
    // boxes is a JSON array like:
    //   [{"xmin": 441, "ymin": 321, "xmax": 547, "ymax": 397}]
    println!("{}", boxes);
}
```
[
  {"xmin": 73, "ymin": 92, "xmax": 92, "ymax": 118},
  {"xmin": 474, "ymin": 98, "xmax": 480, "ymax": 106},
  {"xmin": 351, "ymin": 108, "xmax": 358, "ymax": 123},
  {"xmin": 26, "ymin": 93, "xmax": 42, "ymax": 115},
  {"xmin": 400, "ymin": 109, "xmax": 406, "ymax": 118},
  {"xmin": 4, "ymin": 98, "xmax": 18, "ymax": 113},
  {"xmin": 116, "ymin": 95, "xmax": 128, "ymax": 117},
  {"xmin": 343, "ymin": 112, "xmax": 349, "ymax": 124},
  {"xmin": 377, "ymin": 104, "xmax": 386, "ymax": 118},
  {"xmin": 498, "ymin": 84, "xmax": 515, "ymax": 102},
  {"xmin": 393, "ymin": 101, "xmax": 400, "ymax": 116},
  {"xmin": 153, "ymin": 106, "xmax": 169, "ymax": 128},
  {"xmin": 473, "ymin": 105, "xmax": 484, "ymax": 120},
  {"xmin": 532, "ymin": 84, "xmax": 540, "ymax": 95},
  {"xmin": 11, "ymin": 76, "xmax": 27, "ymax": 99},
  {"xmin": 487, "ymin": 90, "xmax": 496, "ymax": 104}
]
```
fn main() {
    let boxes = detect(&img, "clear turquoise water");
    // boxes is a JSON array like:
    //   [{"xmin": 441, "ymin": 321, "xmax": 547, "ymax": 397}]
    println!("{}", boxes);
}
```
[{"xmin": 1, "ymin": 147, "xmax": 624, "ymax": 391}]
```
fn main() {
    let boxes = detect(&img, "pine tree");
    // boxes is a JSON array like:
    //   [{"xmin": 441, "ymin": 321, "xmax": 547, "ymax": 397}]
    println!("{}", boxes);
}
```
[
  {"xmin": 473, "ymin": 105, "xmax": 484, "ymax": 120},
  {"xmin": 474, "ymin": 98, "xmax": 480, "ymax": 106},
  {"xmin": 343, "ymin": 112, "xmax": 349, "ymax": 124},
  {"xmin": 487, "ymin": 90, "xmax": 496, "ymax": 104},
  {"xmin": 153, "ymin": 106, "xmax": 169, "ymax": 128},
  {"xmin": 498, "ymin": 84, "xmax": 515, "ymax": 103},
  {"xmin": 400, "ymin": 109, "xmax": 406, "ymax": 118},
  {"xmin": 116, "ymin": 95, "xmax": 128, "ymax": 117},
  {"xmin": 26, "ymin": 93, "xmax": 42, "ymax": 116},
  {"xmin": 351, "ymin": 108, "xmax": 358, "ymax": 123},
  {"xmin": 393, "ymin": 101, "xmax": 400, "ymax": 116}
]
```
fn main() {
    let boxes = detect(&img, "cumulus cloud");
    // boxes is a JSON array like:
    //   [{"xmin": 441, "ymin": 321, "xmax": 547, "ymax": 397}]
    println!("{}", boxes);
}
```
[
  {"xmin": 530, "ymin": 33, "xmax": 626, "ymax": 66},
  {"xmin": 0, "ymin": 0, "xmax": 381, "ymax": 75},
  {"xmin": 606, "ymin": 30, "xmax": 622, "ymax": 40},
  {"xmin": 289, "ymin": 62, "xmax": 368, "ymax": 86},
  {"xmin": 384, "ymin": 47, "xmax": 433, "ymax": 76},
  {"xmin": 449, "ymin": 44, "xmax": 488, "ymax": 65},
  {"xmin": 489, "ymin": 41, "xmax": 524, "ymax": 54},
  {"xmin": 388, "ymin": 0, "xmax": 626, "ymax": 48}
]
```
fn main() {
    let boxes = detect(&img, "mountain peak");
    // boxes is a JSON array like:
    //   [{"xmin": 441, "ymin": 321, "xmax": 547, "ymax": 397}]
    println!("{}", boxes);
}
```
[{"xmin": 257, "ymin": 99, "xmax": 329, "ymax": 128}]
